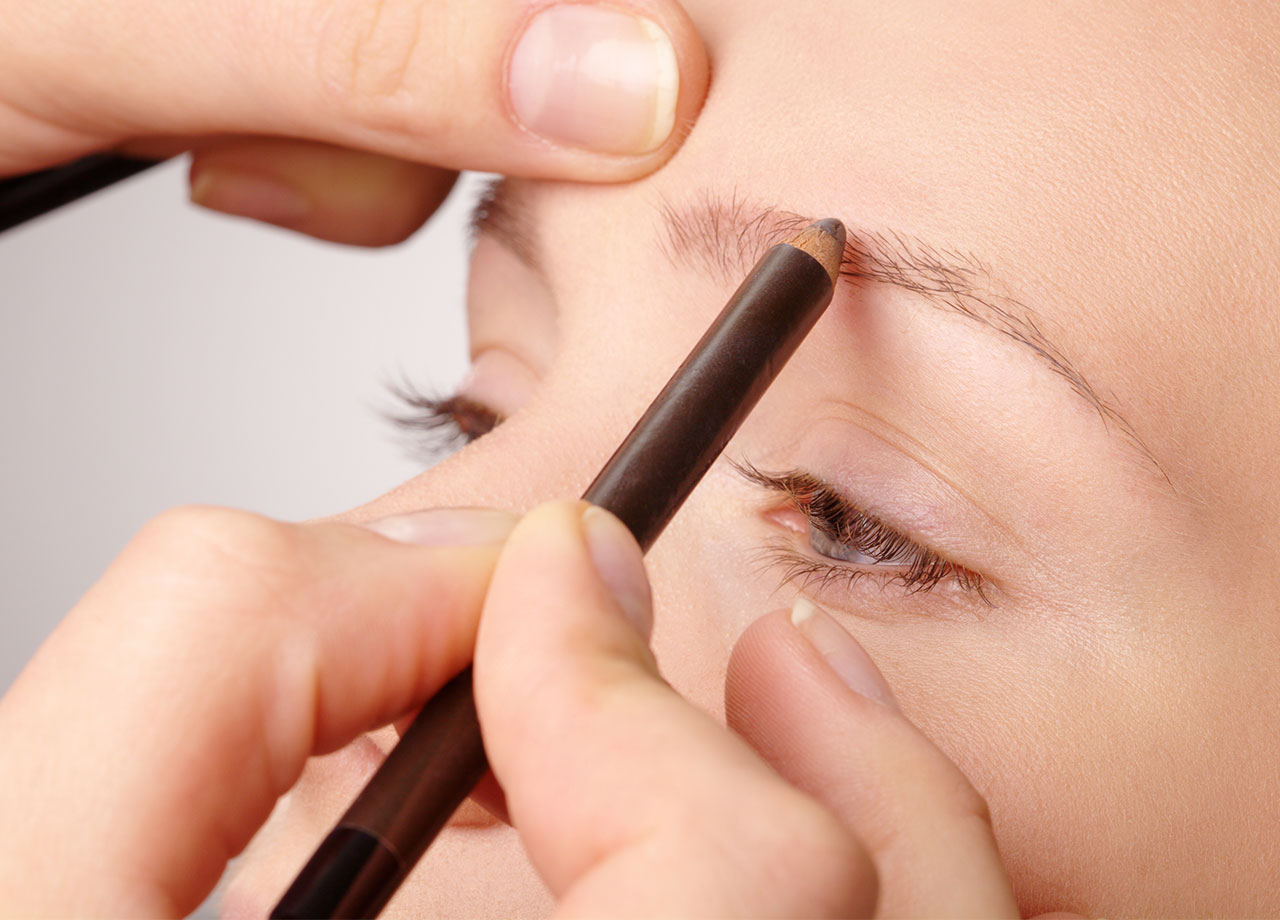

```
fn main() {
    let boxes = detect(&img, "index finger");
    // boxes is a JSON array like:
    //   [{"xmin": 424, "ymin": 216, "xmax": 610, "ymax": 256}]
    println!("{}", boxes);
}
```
[
  {"xmin": 0, "ymin": 506, "xmax": 513, "ymax": 916},
  {"xmin": 4, "ymin": 0, "xmax": 709, "ymax": 180}
]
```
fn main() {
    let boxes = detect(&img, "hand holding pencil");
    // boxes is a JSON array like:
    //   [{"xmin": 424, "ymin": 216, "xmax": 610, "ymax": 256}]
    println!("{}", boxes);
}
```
[{"xmin": 0, "ymin": 499, "xmax": 1027, "ymax": 918}]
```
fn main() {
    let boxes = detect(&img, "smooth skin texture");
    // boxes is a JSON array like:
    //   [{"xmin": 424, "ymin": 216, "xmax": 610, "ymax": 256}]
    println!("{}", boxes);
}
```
[{"xmin": 3, "ymin": 1, "xmax": 1280, "ymax": 918}]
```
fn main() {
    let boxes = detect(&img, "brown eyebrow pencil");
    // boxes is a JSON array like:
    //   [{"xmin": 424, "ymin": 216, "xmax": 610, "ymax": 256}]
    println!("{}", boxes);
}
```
[
  {"xmin": 0, "ymin": 154, "xmax": 162, "ymax": 233},
  {"xmin": 272, "ymin": 217, "xmax": 847, "ymax": 919}
]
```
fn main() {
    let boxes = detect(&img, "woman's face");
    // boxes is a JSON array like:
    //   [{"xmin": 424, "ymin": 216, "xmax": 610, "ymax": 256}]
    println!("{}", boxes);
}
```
[{"xmin": 226, "ymin": 2, "xmax": 1280, "ymax": 915}]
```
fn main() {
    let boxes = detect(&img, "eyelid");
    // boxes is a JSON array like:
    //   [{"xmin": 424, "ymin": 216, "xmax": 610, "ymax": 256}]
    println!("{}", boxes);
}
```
[
  {"xmin": 734, "ymin": 460, "xmax": 993, "ymax": 605},
  {"xmin": 383, "ymin": 381, "xmax": 503, "ymax": 463},
  {"xmin": 458, "ymin": 348, "xmax": 540, "ymax": 420},
  {"xmin": 467, "ymin": 234, "xmax": 558, "ymax": 378},
  {"xmin": 744, "ymin": 409, "xmax": 1029, "ymax": 572},
  {"xmin": 808, "ymin": 401, "xmax": 1029, "ymax": 550}
]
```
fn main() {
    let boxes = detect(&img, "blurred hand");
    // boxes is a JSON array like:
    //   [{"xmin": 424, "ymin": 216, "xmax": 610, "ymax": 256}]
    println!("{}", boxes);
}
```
[{"xmin": 0, "ymin": 0, "xmax": 708, "ymax": 244}]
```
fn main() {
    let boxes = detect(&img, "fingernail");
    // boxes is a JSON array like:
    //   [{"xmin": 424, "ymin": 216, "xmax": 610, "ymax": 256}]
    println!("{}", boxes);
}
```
[
  {"xmin": 364, "ymin": 507, "xmax": 516, "ymax": 546},
  {"xmin": 582, "ymin": 506, "xmax": 653, "ymax": 637},
  {"xmin": 508, "ymin": 5, "xmax": 679, "ymax": 155},
  {"xmin": 790, "ymin": 598, "xmax": 899, "ymax": 710},
  {"xmin": 190, "ymin": 168, "xmax": 312, "ymax": 226}
]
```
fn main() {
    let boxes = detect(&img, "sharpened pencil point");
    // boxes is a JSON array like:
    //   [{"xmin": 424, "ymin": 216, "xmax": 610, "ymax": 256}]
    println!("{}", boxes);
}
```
[
  {"xmin": 812, "ymin": 218, "xmax": 846, "ymax": 249},
  {"xmin": 784, "ymin": 218, "xmax": 847, "ymax": 288}
]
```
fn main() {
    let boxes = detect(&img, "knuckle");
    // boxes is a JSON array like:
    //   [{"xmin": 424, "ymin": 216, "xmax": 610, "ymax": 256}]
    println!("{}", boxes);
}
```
[
  {"xmin": 311, "ymin": 0, "xmax": 453, "ymax": 134},
  {"xmin": 129, "ymin": 505, "xmax": 308, "ymax": 606}
]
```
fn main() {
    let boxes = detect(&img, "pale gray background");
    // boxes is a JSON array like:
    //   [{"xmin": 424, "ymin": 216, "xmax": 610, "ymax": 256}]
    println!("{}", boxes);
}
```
[{"xmin": 1, "ymin": 161, "xmax": 482, "ymax": 691}]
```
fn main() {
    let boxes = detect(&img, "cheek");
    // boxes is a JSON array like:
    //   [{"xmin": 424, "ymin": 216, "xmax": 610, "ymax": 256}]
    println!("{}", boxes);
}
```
[
  {"xmin": 882, "ymin": 601, "xmax": 1232, "ymax": 916},
  {"xmin": 642, "ymin": 469, "xmax": 795, "ymax": 720},
  {"xmin": 877, "ymin": 628, "xmax": 1108, "ymax": 912}
]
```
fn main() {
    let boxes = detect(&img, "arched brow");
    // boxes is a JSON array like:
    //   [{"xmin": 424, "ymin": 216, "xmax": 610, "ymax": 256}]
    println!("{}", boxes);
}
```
[{"xmin": 655, "ymin": 189, "xmax": 1171, "ymax": 490}]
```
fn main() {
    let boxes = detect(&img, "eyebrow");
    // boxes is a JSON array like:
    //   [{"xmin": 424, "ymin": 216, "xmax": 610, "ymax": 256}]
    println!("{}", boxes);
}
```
[{"xmin": 471, "ymin": 180, "xmax": 1168, "ymax": 486}]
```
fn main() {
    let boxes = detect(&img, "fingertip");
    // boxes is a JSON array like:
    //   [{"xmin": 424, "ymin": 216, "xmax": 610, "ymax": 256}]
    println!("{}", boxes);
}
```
[
  {"xmin": 500, "ymin": 0, "xmax": 709, "ymax": 178},
  {"xmin": 787, "ymin": 597, "xmax": 899, "ymax": 710},
  {"xmin": 492, "ymin": 501, "xmax": 591, "ymax": 579},
  {"xmin": 631, "ymin": 0, "xmax": 711, "ymax": 158},
  {"xmin": 727, "ymin": 606, "xmax": 1019, "ymax": 918},
  {"xmin": 724, "ymin": 608, "xmax": 808, "ymax": 737},
  {"xmin": 487, "ymin": 500, "xmax": 652, "ymax": 641},
  {"xmin": 474, "ymin": 499, "xmax": 660, "ymax": 762},
  {"xmin": 361, "ymin": 507, "xmax": 518, "ymax": 547},
  {"xmin": 581, "ymin": 506, "xmax": 652, "ymax": 639}
]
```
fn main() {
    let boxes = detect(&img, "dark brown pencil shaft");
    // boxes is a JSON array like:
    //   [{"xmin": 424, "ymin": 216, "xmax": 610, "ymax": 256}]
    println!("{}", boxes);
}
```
[
  {"xmin": 584, "ymin": 225, "xmax": 844, "ymax": 550},
  {"xmin": 274, "ymin": 670, "xmax": 483, "ymax": 918},
  {"xmin": 272, "ymin": 219, "xmax": 846, "ymax": 919},
  {"xmin": 0, "ymin": 155, "xmax": 163, "ymax": 233}
]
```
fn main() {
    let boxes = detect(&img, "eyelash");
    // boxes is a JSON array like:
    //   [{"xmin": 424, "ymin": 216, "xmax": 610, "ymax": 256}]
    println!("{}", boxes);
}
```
[
  {"xmin": 735, "ymin": 463, "xmax": 988, "ymax": 600},
  {"xmin": 384, "ymin": 379, "xmax": 501, "ymax": 462},
  {"xmin": 384, "ymin": 384, "xmax": 986, "ymax": 600}
]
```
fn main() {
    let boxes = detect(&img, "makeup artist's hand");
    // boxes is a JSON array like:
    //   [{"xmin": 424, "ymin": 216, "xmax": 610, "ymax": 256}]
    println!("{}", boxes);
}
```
[
  {"xmin": 0, "ymin": 1, "xmax": 707, "ymax": 245},
  {"xmin": 473, "ymin": 502, "xmax": 1040, "ymax": 917},
  {"xmin": 0, "ymin": 505, "xmax": 519, "ymax": 916}
]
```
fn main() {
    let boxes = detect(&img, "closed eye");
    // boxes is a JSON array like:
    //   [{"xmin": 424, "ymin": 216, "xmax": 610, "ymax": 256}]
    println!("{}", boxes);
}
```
[
  {"xmin": 383, "ymin": 379, "xmax": 502, "ymax": 464},
  {"xmin": 735, "ymin": 461, "xmax": 989, "ymax": 601}
]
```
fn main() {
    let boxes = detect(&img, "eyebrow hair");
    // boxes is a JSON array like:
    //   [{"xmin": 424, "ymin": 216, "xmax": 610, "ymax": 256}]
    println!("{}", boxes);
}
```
[
  {"xmin": 471, "ymin": 180, "xmax": 1169, "ymax": 487},
  {"xmin": 470, "ymin": 179, "xmax": 541, "ymax": 270}
]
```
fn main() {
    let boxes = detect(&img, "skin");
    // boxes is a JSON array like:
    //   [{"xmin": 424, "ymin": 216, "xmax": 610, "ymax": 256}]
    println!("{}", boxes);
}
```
[
  {"xmin": 1, "ymin": 0, "xmax": 1277, "ymax": 917},
  {"xmin": 230, "ymin": 2, "xmax": 1280, "ymax": 915}
]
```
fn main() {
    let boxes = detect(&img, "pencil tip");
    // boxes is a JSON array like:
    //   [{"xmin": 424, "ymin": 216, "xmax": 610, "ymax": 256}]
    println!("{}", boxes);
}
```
[
  {"xmin": 811, "ymin": 218, "xmax": 846, "ymax": 249},
  {"xmin": 784, "ymin": 218, "xmax": 847, "ymax": 288}
]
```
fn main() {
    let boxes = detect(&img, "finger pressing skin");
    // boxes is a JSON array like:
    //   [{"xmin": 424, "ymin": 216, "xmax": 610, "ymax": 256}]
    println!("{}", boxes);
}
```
[
  {"xmin": 726, "ymin": 602, "xmax": 1022, "ymax": 918},
  {"xmin": 0, "ymin": 0, "xmax": 709, "ymax": 180},
  {"xmin": 0, "ymin": 505, "xmax": 514, "ymax": 917},
  {"xmin": 189, "ymin": 140, "xmax": 458, "ymax": 245},
  {"xmin": 474, "ymin": 502, "xmax": 877, "ymax": 918}
]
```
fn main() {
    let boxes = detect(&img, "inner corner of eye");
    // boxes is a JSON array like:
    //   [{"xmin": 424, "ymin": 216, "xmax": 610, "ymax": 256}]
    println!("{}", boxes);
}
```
[{"xmin": 761, "ymin": 504, "xmax": 808, "ymax": 534}]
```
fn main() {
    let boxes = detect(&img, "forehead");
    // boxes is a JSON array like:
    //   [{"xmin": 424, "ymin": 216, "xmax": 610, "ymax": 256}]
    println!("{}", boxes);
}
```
[{"xmin": 653, "ymin": 0, "xmax": 1280, "ymax": 510}]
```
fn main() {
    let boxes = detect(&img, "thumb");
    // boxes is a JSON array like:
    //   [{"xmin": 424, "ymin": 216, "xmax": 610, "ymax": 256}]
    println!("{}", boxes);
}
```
[
  {"xmin": 475, "ymin": 504, "xmax": 878, "ymax": 917},
  {"xmin": 0, "ymin": 0, "xmax": 708, "ymax": 176},
  {"xmin": 726, "ymin": 599, "xmax": 1022, "ymax": 918}
]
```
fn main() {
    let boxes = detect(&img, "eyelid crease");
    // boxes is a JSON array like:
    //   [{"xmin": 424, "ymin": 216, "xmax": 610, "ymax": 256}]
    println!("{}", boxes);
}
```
[{"xmin": 801, "ymin": 401, "xmax": 1032, "ymax": 558}]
